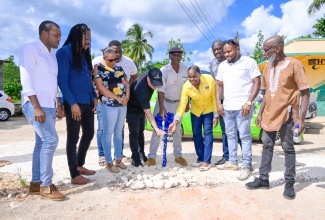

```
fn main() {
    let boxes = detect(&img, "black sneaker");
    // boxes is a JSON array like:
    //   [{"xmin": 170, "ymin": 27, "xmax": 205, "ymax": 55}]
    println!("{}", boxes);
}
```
[
  {"xmin": 140, "ymin": 153, "xmax": 148, "ymax": 163},
  {"xmin": 283, "ymin": 182, "xmax": 296, "ymax": 200},
  {"xmin": 245, "ymin": 177, "xmax": 270, "ymax": 190},
  {"xmin": 214, "ymin": 158, "xmax": 226, "ymax": 166},
  {"xmin": 249, "ymin": 163, "xmax": 254, "ymax": 172},
  {"xmin": 131, "ymin": 160, "xmax": 144, "ymax": 167}
]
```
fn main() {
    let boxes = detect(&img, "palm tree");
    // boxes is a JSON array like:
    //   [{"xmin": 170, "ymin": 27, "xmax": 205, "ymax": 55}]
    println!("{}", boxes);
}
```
[
  {"xmin": 308, "ymin": 0, "xmax": 325, "ymax": 15},
  {"xmin": 121, "ymin": 24, "xmax": 154, "ymax": 67}
]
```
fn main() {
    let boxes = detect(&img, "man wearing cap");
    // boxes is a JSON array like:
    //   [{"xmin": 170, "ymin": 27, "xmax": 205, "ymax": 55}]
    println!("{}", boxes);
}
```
[
  {"xmin": 127, "ymin": 68, "xmax": 165, "ymax": 167},
  {"xmin": 146, "ymin": 46, "xmax": 188, "ymax": 166}
]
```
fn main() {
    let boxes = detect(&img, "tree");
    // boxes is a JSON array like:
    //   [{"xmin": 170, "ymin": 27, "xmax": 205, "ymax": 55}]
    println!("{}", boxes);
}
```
[
  {"xmin": 4, "ymin": 55, "xmax": 20, "ymax": 83},
  {"xmin": 308, "ymin": 0, "xmax": 325, "ymax": 15},
  {"xmin": 250, "ymin": 30, "xmax": 265, "ymax": 64},
  {"xmin": 121, "ymin": 24, "xmax": 154, "ymax": 67},
  {"xmin": 3, "ymin": 55, "xmax": 21, "ymax": 101},
  {"xmin": 299, "ymin": 34, "xmax": 312, "ymax": 38},
  {"xmin": 313, "ymin": 14, "xmax": 325, "ymax": 37},
  {"xmin": 165, "ymin": 38, "xmax": 192, "ymax": 62},
  {"xmin": 138, "ymin": 60, "xmax": 169, "ymax": 74}
]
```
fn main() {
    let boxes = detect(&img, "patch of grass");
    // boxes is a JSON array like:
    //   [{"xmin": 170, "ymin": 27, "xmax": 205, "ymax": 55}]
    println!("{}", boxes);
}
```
[{"xmin": 15, "ymin": 168, "xmax": 28, "ymax": 188}]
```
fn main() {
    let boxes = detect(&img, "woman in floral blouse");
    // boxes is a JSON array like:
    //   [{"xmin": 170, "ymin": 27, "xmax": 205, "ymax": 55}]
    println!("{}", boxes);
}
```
[{"xmin": 93, "ymin": 47, "xmax": 130, "ymax": 173}]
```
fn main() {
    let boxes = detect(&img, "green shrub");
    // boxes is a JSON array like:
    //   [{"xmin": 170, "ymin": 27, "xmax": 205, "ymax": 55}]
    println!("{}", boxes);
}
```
[{"xmin": 4, "ymin": 81, "xmax": 22, "ymax": 101}]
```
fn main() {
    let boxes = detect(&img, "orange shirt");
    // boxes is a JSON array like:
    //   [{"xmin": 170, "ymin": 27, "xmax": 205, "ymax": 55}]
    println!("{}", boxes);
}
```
[{"xmin": 261, "ymin": 57, "xmax": 309, "ymax": 132}]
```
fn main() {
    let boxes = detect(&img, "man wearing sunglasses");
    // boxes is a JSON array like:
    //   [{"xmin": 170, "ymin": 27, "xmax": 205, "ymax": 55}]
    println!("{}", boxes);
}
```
[
  {"xmin": 246, "ymin": 35, "xmax": 310, "ymax": 200},
  {"xmin": 216, "ymin": 39, "xmax": 261, "ymax": 181}
]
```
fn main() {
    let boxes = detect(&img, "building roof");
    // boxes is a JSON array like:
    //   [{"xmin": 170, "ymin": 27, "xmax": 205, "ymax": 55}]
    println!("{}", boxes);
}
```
[{"xmin": 284, "ymin": 37, "xmax": 325, "ymax": 54}]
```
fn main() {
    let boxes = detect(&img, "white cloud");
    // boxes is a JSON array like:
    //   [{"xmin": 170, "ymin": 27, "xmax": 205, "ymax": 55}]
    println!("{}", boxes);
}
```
[
  {"xmin": 240, "ymin": 0, "xmax": 325, "ymax": 56},
  {"xmin": 191, "ymin": 48, "xmax": 214, "ymax": 71},
  {"xmin": 241, "ymin": 5, "xmax": 282, "ymax": 37},
  {"xmin": 1, "ymin": 0, "xmax": 324, "ymax": 70},
  {"xmin": 0, "ymin": 0, "xmax": 229, "ymax": 63}
]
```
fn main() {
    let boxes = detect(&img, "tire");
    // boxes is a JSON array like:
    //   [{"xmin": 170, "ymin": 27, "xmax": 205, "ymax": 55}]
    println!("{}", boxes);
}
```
[
  {"xmin": 275, "ymin": 131, "xmax": 281, "ymax": 145},
  {"xmin": 0, "ymin": 108, "xmax": 11, "ymax": 121}
]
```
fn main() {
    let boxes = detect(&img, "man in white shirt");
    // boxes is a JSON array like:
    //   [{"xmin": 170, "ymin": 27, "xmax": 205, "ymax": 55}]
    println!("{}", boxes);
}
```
[
  {"xmin": 92, "ymin": 40, "xmax": 138, "ymax": 164},
  {"xmin": 216, "ymin": 39, "xmax": 261, "ymax": 181},
  {"xmin": 19, "ymin": 20, "xmax": 65, "ymax": 201},
  {"xmin": 146, "ymin": 47, "xmax": 188, "ymax": 166}
]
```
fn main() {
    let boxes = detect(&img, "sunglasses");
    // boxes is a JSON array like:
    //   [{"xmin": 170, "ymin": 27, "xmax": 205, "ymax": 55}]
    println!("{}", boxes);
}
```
[
  {"xmin": 105, "ymin": 58, "xmax": 117, "ymax": 62},
  {"xmin": 263, "ymin": 44, "xmax": 279, "ymax": 53},
  {"xmin": 223, "ymin": 39, "xmax": 238, "ymax": 46}
]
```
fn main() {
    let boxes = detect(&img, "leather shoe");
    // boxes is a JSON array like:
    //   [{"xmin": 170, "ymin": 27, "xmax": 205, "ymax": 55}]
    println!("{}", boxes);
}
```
[
  {"xmin": 145, "ymin": 158, "xmax": 156, "ymax": 166},
  {"xmin": 77, "ymin": 166, "xmax": 96, "ymax": 175},
  {"xmin": 214, "ymin": 158, "xmax": 226, "ymax": 166},
  {"xmin": 71, "ymin": 175, "xmax": 91, "ymax": 185},
  {"xmin": 40, "ymin": 184, "xmax": 65, "ymax": 201},
  {"xmin": 115, "ymin": 161, "xmax": 127, "ymax": 169},
  {"xmin": 29, "ymin": 181, "xmax": 41, "ymax": 194},
  {"xmin": 175, "ymin": 157, "xmax": 188, "ymax": 166},
  {"xmin": 106, "ymin": 163, "xmax": 120, "ymax": 173}
]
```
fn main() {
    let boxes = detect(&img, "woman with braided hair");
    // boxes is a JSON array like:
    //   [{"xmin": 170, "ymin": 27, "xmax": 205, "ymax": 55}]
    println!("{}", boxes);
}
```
[{"xmin": 57, "ymin": 23, "xmax": 97, "ymax": 185}]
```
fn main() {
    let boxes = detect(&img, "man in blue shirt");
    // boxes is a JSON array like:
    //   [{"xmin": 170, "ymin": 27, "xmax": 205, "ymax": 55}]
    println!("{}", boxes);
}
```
[{"xmin": 57, "ymin": 23, "xmax": 97, "ymax": 185}]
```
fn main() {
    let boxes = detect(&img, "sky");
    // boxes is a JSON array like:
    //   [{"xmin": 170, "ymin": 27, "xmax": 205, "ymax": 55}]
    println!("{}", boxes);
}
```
[{"xmin": 1, "ymin": 0, "xmax": 325, "ymax": 71}]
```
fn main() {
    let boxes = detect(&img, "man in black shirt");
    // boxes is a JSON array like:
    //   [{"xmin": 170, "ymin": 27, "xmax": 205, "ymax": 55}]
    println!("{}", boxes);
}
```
[{"xmin": 127, "ymin": 68, "xmax": 164, "ymax": 167}]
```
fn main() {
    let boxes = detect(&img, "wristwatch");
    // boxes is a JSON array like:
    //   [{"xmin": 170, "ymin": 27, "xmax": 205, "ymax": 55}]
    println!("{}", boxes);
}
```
[{"xmin": 246, "ymin": 101, "xmax": 252, "ymax": 106}]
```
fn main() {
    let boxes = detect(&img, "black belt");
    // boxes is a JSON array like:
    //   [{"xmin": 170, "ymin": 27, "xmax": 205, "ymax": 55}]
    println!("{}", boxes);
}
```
[{"xmin": 165, "ymin": 98, "xmax": 180, "ymax": 103}]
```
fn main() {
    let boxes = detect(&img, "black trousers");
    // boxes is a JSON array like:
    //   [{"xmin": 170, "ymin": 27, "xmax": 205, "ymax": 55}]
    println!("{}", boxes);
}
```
[
  {"xmin": 64, "ymin": 101, "xmax": 94, "ymax": 178},
  {"xmin": 126, "ymin": 112, "xmax": 145, "ymax": 163}
]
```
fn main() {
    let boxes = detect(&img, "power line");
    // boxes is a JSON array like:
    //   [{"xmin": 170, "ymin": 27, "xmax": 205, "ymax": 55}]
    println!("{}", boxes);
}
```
[
  {"xmin": 189, "ymin": 0, "xmax": 216, "ymax": 41},
  {"xmin": 194, "ymin": 0, "xmax": 221, "ymax": 40},
  {"xmin": 195, "ymin": 0, "xmax": 221, "ymax": 40},
  {"xmin": 177, "ymin": 0, "xmax": 213, "ymax": 44},
  {"xmin": 221, "ymin": 0, "xmax": 235, "ymax": 37}
]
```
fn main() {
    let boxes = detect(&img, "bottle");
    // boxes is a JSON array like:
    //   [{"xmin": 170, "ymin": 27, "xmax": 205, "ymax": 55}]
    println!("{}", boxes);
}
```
[{"xmin": 293, "ymin": 124, "xmax": 299, "ymax": 137}]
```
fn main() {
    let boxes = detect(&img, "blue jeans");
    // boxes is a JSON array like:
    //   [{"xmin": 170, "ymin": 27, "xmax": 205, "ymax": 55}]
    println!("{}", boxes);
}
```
[
  {"xmin": 96, "ymin": 104, "xmax": 125, "ymax": 158},
  {"xmin": 224, "ymin": 109, "xmax": 253, "ymax": 167},
  {"xmin": 191, "ymin": 112, "xmax": 214, "ymax": 164},
  {"xmin": 100, "ymin": 102, "xmax": 127, "ymax": 163},
  {"xmin": 218, "ymin": 115, "xmax": 229, "ymax": 160},
  {"xmin": 96, "ymin": 104, "xmax": 104, "ymax": 157},
  {"xmin": 22, "ymin": 101, "xmax": 58, "ymax": 187},
  {"xmin": 219, "ymin": 115, "xmax": 242, "ymax": 160}
]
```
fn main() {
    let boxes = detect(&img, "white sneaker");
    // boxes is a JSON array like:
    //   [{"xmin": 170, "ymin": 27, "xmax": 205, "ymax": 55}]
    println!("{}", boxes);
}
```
[
  {"xmin": 191, "ymin": 161, "xmax": 203, "ymax": 167},
  {"xmin": 236, "ymin": 167, "xmax": 251, "ymax": 181},
  {"xmin": 216, "ymin": 161, "xmax": 238, "ymax": 170}
]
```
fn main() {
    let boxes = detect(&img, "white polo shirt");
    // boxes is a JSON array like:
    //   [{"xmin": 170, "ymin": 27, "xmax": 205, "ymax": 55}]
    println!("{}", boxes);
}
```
[
  {"xmin": 19, "ymin": 40, "xmax": 59, "ymax": 108},
  {"xmin": 216, "ymin": 56, "xmax": 261, "ymax": 110},
  {"xmin": 158, "ymin": 63, "xmax": 188, "ymax": 101},
  {"xmin": 92, "ymin": 55, "xmax": 137, "ymax": 79}
]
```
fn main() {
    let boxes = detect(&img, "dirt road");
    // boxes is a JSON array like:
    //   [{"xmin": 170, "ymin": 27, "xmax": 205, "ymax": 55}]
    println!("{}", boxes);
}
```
[{"xmin": 0, "ymin": 116, "xmax": 325, "ymax": 220}]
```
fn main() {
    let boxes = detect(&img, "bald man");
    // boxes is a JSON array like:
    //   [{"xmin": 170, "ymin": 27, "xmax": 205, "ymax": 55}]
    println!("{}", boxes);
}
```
[{"xmin": 246, "ymin": 35, "xmax": 310, "ymax": 200}]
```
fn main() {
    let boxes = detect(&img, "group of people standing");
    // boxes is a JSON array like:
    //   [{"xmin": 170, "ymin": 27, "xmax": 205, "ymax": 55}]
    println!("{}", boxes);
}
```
[{"xmin": 19, "ymin": 20, "xmax": 309, "ymax": 201}]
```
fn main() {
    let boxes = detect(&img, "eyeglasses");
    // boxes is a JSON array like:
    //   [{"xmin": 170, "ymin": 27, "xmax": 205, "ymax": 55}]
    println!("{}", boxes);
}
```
[
  {"xmin": 223, "ymin": 39, "xmax": 238, "ymax": 46},
  {"xmin": 263, "ymin": 44, "xmax": 279, "ymax": 53},
  {"xmin": 105, "ymin": 58, "xmax": 117, "ymax": 62}
]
